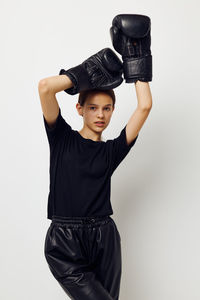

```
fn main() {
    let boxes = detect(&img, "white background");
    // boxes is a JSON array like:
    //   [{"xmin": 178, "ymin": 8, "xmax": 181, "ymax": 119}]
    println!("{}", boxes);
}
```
[{"xmin": 1, "ymin": 0, "xmax": 200, "ymax": 299}]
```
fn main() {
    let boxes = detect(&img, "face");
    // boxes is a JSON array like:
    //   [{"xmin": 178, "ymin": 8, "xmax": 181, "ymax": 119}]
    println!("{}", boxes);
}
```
[{"xmin": 76, "ymin": 92, "xmax": 115, "ymax": 132}]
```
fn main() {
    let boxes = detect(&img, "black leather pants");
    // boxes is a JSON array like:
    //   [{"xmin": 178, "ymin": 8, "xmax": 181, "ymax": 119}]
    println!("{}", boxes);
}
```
[{"xmin": 44, "ymin": 215, "xmax": 122, "ymax": 300}]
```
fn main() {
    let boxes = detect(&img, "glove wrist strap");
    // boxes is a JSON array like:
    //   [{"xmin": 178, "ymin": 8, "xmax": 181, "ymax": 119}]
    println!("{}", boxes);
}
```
[
  {"xmin": 123, "ymin": 55, "xmax": 152, "ymax": 83},
  {"xmin": 59, "ymin": 64, "xmax": 90, "ymax": 95}
]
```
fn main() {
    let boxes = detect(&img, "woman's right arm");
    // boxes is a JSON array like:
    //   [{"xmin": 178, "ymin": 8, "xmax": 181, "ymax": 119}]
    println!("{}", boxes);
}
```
[{"xmin": 38, "ymin": 75, "xmax": 73, "ymax": 127}]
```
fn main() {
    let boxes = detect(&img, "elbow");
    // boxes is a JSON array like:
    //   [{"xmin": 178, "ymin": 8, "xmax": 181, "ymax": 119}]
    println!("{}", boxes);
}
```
[
  {"xmin": 38, "ymin": 79, "xmax": 49, "ymax": 93},
  {"xmin": 138, "ymin": 99, "xmax": 153, "ymax": 111},
  {"xmin": 138, "ymin": 104, "xmax": 152, "ymax": 111},
  {"xmin": 146, "ymin": 103, "xmax": 153, "ymax": 110}
]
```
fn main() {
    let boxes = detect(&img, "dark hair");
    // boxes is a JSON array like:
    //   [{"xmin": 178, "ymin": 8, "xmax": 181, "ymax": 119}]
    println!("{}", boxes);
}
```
[{"xmin": 78, "ymin": 89, "xmax": 116, "ymax": 107}]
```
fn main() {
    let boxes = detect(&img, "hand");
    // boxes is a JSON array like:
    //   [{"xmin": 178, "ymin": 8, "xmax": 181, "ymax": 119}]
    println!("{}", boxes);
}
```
[
  {"xmin": 59, "ymin": 48, "xmax": 123, "ymax": 95},
  {"xmin": 110, "ymin": 14, "xmax": 152, "ymax": 83}
]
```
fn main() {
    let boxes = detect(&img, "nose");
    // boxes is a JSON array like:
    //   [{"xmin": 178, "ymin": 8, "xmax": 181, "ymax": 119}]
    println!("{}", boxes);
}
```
[{"xmin": 97, "ymin": 110, "xmax": 104, "ymax": 117}]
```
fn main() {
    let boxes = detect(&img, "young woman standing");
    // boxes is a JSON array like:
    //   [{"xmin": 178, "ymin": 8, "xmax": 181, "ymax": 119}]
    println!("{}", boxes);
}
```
[{"xmin": 38, "ymin": 14, "xmax": 152, "ymax": 300}]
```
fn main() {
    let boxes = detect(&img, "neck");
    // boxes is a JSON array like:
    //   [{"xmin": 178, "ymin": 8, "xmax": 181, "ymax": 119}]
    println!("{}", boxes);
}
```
[{"xmin": 78, "ymin": 128, "xmax": 103, "ymax": 142}]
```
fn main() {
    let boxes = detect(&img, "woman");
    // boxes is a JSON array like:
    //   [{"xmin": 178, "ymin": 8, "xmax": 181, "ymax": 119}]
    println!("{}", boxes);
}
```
[{"xmin": 38, "ymin": 14, "xmax": 152, "ymax": 300}]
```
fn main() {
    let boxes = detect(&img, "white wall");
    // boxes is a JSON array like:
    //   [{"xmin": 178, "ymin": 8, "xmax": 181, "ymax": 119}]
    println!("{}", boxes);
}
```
[{"xmin": 1, "ymin": 0, "xmax": 200, "ymax": 299}]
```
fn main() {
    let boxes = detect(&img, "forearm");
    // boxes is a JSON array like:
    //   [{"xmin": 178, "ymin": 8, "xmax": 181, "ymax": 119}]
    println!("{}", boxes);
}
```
[
  {"xmin": 134, "ymin": 80, "xmax": 153, "ymax": 110},
  {"xmin": 39, "ymin": 75, "xmax": 73, "ymax": 94}
]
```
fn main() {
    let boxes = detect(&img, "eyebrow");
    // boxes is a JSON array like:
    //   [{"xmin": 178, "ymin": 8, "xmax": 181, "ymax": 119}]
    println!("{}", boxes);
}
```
[{"xmin": 87, "ymin": 104, "xmax": 112, "ymax": 106}]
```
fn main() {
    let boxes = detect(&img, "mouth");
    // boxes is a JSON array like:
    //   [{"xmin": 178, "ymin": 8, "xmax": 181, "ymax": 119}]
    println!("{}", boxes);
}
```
[{"xmin": 95, "ymin": 122, "xmax": 105, "ymax": 127}]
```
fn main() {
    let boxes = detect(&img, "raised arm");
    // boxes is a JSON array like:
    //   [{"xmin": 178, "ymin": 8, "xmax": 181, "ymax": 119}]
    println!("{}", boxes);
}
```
[
  {"xmin": 38, "ymin": 75, "xmax": 73, "ymax": 127},
  {"xmin": 126, "ymin": 81, "xmax": 152, "ymax": 145},
  {"xmin": 38, "ymin": 47, "xmax": 124, "ymax": 128},
  {"xmin": 109, "ymin": 14, "xmax": 153, "ymax": 145}
]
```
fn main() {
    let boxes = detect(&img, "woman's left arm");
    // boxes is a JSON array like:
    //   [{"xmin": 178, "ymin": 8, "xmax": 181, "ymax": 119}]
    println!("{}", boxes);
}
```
[{"xmin": 126, "ymin": 81, "xmax": 153, "ymax": 146}]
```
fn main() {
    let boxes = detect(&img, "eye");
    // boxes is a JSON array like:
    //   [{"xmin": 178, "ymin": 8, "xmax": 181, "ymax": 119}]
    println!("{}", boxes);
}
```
[{"xmin": 89, "ymin": 107, "xmax": 111, "ymax": 111}]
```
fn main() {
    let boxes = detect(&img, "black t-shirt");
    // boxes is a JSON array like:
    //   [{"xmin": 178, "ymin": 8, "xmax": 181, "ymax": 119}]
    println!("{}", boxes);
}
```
[{"xmin": 43, "ymin": 107, "xmax": 138, "ymax": 219}]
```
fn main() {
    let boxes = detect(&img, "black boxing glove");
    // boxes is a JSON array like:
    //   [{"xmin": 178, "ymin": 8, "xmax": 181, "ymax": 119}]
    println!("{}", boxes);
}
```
[
  {"xmin": 59, "ymin": 48, "xmax": 123, "ymax": 95},
  {"xmin": 110, "ymin": 14, "xmax": 152, "ymax": 83}
]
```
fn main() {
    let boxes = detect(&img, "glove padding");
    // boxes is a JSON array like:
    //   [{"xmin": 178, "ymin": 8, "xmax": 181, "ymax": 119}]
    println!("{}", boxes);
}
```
[
  {"xmin": 110, "ymin": 14, "xmax": 152, "ymax": 83},
  {"xmin": 59, "ymin": 48, "xmax": 123, "ymax": 95}
]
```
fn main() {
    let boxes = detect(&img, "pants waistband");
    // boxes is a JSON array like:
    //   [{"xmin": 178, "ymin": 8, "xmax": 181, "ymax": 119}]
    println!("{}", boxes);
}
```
[{"xmin": 51, "ymin": 214, "xmax": 112, "ymax": 225}]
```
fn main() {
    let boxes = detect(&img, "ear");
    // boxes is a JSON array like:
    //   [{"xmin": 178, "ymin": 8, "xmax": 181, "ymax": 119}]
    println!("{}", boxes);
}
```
[{"xmin": 76, "ymin": 102, "xmax": 83, "ymax": 116}]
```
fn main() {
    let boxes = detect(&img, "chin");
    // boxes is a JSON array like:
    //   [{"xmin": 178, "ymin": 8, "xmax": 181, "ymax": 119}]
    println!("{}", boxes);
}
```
[{"xmin": 93, "ymin": 126, "xmax": 105, "ymax": 133}]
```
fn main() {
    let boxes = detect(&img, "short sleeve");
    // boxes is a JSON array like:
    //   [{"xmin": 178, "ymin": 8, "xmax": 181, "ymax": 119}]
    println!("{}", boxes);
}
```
[
  {"xmin": 43, "ymin": 107, "xmax": 72, "ymax": 147},
  {"xmin": 108, "ymin": 125, "xmax": 138, "ymax": 175}
]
